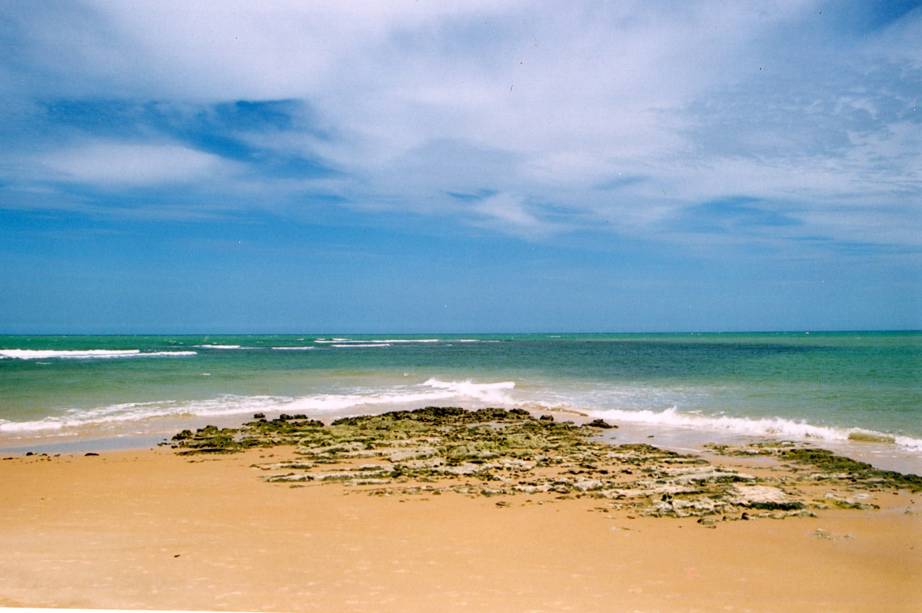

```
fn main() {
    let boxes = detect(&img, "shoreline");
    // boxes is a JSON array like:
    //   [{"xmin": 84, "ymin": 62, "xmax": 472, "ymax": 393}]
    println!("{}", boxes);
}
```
[
  {"xmin": 1, "ymin": 439, "xmax": 920, "ymax": 611},
  {"xmin": 3, "ymin": 332, "xmax": 920, "ymax": 476},
  {"xmin": 3, "ymin": 404, "xmax": 921, "ymax": 476}
]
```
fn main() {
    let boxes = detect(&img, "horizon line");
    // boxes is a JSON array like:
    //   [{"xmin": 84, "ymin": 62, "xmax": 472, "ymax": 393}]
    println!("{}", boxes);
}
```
[{"xmin": 1, "ymin": 328, "xmax": 920, "ymax": 337}]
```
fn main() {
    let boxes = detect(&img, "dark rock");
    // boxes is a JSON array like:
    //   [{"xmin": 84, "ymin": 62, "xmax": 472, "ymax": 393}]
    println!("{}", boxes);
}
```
[
  {"xmin": 334, "ymin": 406, "xmax": 466, "ymax": 426},
  {"xmin": 539, "ymin": 415, "xmax": 554, "ymax": 421},
  {"xmin": 747, "ymin": 501, "xmax": 804, "ymax": 511},
  {"xmin": 586, "ymin": 418, "xmax": 615, "ymax": 429},
  {"xmin": 25, "ymin": 452, "xmax": 34, "ymax": 456},
  {"xmin": 84, "ymin": 452, "xmax": 99, "ymax": 457},
  {"xmin": 253, "ymin": 413, "xmax": 266, "ymax": 419}
]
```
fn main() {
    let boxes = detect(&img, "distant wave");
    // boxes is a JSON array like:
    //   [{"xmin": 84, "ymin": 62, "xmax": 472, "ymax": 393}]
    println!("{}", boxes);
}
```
[
  {"xmin": 331, "ymin": 343, "xmax": 391, "ymax": 348},
  {"xmin": 311, "ymin": 337, "xmax": 497, "ymax": 345},
  {"xmin": 0, "ymin": 349, "xmax": 197, "ymax": 360},
  {"xmin": 316, "ymin": 338, "xmax": 440, "ymax": 345},
  {"xmin": 194, "ymin": 344, "xmax": 242, "ymax": 349},
  {"xmin": 271, "ymin": 346, "xmax": 316, "ymax": 351},
  {"xmin": 0, "ymin": 378, "xmax": 517, "ymax": 434}
]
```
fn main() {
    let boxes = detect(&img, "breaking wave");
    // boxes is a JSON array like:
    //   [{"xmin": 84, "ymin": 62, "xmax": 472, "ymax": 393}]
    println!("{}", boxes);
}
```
[
  {"xmin": 0, "ymin": 349, "xmax": 197, "ymax": 360},
  {"xmin": 194, "ymin": 344, "xmax": 243, "ymax": 349},
  {"xmin": 586, "ymin": 406, "xmax": 922, "ymax": 453},
  {"xmin": 2, "ymin": 371, "xmax": 918, "ymax": 458},
  {"xmin": 0, "ymin": 378, "xmax": 517, "ymax": 434},
  {"xmin": 315, "ymin": 338, "xmax": 440, "ymax": 345}
]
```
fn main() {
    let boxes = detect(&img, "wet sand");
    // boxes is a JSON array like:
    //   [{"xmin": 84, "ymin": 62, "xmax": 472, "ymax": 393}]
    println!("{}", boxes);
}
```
[{"xmin": 0, "ymin": 447, "xmax": 920, "ymax": 612}]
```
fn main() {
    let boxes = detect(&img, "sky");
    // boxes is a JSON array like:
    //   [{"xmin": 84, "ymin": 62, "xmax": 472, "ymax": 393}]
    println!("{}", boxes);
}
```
[{"xmin": 0, "ymin": 0, "xmax": 920, "ymax": 333}]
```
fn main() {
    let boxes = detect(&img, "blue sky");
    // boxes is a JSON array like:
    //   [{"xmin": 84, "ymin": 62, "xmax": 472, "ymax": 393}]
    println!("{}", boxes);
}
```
[{"xmin": 0, "ymin": 0, "xmax": 920, "ymax": 333}]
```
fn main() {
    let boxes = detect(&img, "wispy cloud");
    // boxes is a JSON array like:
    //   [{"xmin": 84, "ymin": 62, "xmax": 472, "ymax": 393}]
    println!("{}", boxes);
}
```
[
  {"xmin": 468, "ymin": 192, "xmax": 555, "ymax": 236},
  {"xmin": 39, "ymin": 141, "xmax": 231, "ymax": 186},
  {"xmin": 0, "ymin": 0, "xmax": 919, "ymax": 252}
]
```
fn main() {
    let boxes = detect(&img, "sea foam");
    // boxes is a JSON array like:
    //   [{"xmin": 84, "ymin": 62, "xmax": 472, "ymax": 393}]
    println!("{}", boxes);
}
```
[
  {"xmin": 194, "ymin": 344, "xmax": 242, "ymax": 349},
  {"xmin": 423, "ymin": 378, "xmax": 516, "ymax": 404},
  {"xmin": 0, "ymin": 349, "xmax": 197, "ymax": 360},
  {"xmin": 0, "ymin": 378, "xmax": 518, "ymax": 434},
  {"xmin": 585, "ymin": 406, "xmax": 922, "ymax": 453},
  {"xmin": 315, "ymin": 338, "xmax": 440, "ymax": 345}
]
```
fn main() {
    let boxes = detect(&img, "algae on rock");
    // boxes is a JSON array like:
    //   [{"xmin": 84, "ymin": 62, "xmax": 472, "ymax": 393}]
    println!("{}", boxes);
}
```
[{"xmin": 170, "ymin": 407, "xmax": 919, "ymax": 521}]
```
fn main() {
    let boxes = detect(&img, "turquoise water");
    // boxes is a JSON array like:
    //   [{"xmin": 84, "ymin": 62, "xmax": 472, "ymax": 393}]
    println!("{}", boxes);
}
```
[{"xmin": 1, "ymin": 332, "xmax": 920, "ymax": 463}]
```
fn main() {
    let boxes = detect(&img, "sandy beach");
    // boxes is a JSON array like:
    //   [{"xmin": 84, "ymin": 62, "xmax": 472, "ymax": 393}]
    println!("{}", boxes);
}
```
[
  {"xmin": 1, "ymin": 418, "xmax": 920, "ymax": 612},
  {"xmin": 4, "ymin": 0, "xmax": 921, "ymax": 610}
]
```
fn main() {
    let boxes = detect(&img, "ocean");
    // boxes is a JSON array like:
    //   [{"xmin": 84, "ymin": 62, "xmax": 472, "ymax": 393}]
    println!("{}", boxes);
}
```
[{"xmin": 1, "ymin": 332, "xmax": 920, "ymax": 472}]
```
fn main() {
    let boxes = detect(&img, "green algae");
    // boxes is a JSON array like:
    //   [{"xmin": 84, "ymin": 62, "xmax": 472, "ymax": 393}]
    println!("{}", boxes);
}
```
[
  {"xmin": 169, "ymin": 407, "xmax": 917, "ymax": 521},
  {"xmin": 707, "ymin": 442, "xmax": 922, "ymax": 493},
  {"xmin": 782, "ymin": 447, "xmax": 922, "ymax": 493}
]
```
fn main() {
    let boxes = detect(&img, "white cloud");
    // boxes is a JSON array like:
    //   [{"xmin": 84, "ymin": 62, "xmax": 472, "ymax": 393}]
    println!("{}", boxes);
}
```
[
  {"xmin": 39, "ymin": 142, "xmax": 230, "ymax": 186},
  {"xmin": 469, "ymin": 192, "xmax": 554, "ymax": 236},
  {"xmin": 2, "ymin": 0, "xmax": 921, "ymax": 249}
]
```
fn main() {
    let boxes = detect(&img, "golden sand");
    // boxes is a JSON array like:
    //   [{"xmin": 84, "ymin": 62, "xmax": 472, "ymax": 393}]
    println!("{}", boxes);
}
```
[{"xmin": 0, "ymin": 447, "xmax": 919, "ymax": 612}]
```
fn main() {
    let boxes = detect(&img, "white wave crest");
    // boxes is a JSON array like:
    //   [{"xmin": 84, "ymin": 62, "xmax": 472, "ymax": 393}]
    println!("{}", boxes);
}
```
[
  {"xmin": 194, "ymin": 344, "xmax": 242, "ymax": 349},
  {"xmin": 271, "ymin": 346, "xmax": 316, "ymax": 351},
  {"xmin": 0, "ymin": 349, "xmax": 197, "ymax": 360},
  {"xmin": 586, "ymin": 406, "xmax": 922, "ymax": 453},
  {"xmin": 0, "ymin": 378, "xmax": 518, "ymax": 434},
  {"xmin": 423, "ymin": 378, "xmax": 516, "ymax": 404},
  {"xmin": 316, "ymin": 338, "xmax": 440, "ymax": 345},
  {"xmin": 331, "ymin": 343, "xmax": 391, "ymax": 348}
]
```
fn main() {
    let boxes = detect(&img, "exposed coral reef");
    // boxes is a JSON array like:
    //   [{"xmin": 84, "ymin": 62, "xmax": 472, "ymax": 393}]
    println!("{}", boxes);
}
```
[{"xmin": 170, "ymin": 407, "xmax": 920, "ymax": 521}]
